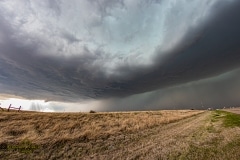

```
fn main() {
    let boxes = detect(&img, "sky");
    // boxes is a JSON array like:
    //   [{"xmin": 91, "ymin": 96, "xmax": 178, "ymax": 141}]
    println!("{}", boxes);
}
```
[{"xmin": 0, "ymin": 0, "xmax": 240, "ymax": 112}]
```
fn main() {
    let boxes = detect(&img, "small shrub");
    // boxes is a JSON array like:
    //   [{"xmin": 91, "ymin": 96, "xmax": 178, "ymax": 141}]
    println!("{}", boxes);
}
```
[{"xmin": 89, "ymin": 110, "xmax": 96, "ymax": 113}]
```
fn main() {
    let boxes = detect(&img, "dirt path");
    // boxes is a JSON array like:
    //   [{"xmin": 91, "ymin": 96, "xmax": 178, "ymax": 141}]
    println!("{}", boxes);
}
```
[
  {"xmin": 83, "ymin": 112, "xmax": 210, "ymax": 159},
  {"xmin": 84, "ymin": 111, "xmax": 240, "ymax": 160},
  {"xmin": 224, "ymin": 108, "xmax": 240, "ymax": 115}
]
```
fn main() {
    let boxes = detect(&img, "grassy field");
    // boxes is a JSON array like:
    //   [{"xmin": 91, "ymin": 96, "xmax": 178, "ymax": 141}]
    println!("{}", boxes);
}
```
[
  {"xmin": 176, "ymin": 110, "xmax": 240, "ymax": 160},
  {"xmin": 0, "ymin": 109, "xmax": 240, "ymax": 159}
]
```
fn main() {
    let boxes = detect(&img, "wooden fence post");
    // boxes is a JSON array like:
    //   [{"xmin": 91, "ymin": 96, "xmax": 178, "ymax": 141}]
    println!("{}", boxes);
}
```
[
  {"xmin": 8, "ymin": 104, "xmax": 11, "ymax": 112},
  {"xmin": 18, "ymin": 106, "xmax": 21, "ymax": 112}
]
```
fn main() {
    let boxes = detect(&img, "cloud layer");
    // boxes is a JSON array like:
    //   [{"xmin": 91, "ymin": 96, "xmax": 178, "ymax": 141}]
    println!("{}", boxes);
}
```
[
  {"xmin": 100, "ymin": 68, "xmax": 240, "ymax": 111},
  {"xmin": 0, "ymin": 0, "xmax": 240, "ymax": 110}
]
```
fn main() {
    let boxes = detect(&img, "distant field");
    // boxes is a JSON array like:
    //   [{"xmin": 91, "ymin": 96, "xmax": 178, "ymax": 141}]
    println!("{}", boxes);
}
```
[
  {"xmin": 224, "ymin": 108, "xmax": 240, "ymax": 115},
  {"xmin": 0, "ymin": 109, "xmax": 240, "ymax": 159}
]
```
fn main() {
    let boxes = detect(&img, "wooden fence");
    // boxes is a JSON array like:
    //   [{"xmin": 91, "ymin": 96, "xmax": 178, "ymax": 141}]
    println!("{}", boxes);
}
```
[{"xmin": 8, "ymin": 104, "xmax": 21, "ymax": 112}]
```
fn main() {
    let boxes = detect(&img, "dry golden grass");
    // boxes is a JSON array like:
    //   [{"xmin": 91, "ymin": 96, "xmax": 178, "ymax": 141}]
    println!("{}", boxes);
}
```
[
  {"xmin": 0, "ymin": 109, "xmax": 202, "ymax": 145},
  {"xmin": 2, "ymin": 109, "xmax": 239, "ymax": 159}
]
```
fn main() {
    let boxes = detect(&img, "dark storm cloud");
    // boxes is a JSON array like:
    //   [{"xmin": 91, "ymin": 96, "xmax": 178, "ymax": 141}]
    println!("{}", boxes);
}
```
[
  {"xmin": 0, "ymin": 0, "xmax": 240, "ymax": 109},
  {"xmin": 108, "ymin": 0, "xmax": 240, "ymax": 95},
  {"xmin": 101, "ymin": 69, "xmax": 240, "ymax": 111}
]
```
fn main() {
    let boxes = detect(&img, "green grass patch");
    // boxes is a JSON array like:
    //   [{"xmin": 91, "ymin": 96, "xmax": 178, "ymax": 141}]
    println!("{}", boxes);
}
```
[
  {"xmin": 211, "ymin": 110, "xmax": 223, "ymax": 122},
  {"xmin": 210, "ymin": 110, "xmax": 240, "ymax": 128},
  {"xmin": 214, "ymin": 110, "xmax": 240, "ymax": 127}
]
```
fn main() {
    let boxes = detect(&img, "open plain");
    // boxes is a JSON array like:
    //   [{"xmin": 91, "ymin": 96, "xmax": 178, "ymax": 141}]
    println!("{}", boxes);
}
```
[{"xmin": 0, "ymin": 109, "xmax": 240, "ymax": 160}]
